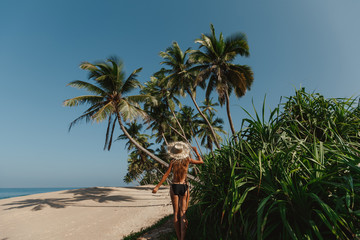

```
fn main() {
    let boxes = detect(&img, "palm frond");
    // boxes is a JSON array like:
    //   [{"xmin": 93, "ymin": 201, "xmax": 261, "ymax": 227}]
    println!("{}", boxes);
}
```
[
  {"xmin": 92, "ymin": 101, "xmax": 114, "ymax": 123},
  {"xmin": 63, "ymin": 95, "xmax": 104, "ymax": 107},
  {"xmin": 66, "ymin": 81, "xmax": 106, "ymax": 96},
  {"xmin": 121, "ymin": 68, "xmax": 142, "ymax": 94},
  {"xmin": 118, "ymin": 99, "xmax": 147, "ymax": 122},
  {"xmin": 67, "ymin": 107, "xmax": 100, "ymax": 131}
]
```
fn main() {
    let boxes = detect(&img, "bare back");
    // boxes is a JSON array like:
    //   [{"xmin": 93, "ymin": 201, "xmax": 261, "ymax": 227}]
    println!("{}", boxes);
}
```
[{"xmin": 171, "ymin": 158, "xmax": 190, "ymax": 183}]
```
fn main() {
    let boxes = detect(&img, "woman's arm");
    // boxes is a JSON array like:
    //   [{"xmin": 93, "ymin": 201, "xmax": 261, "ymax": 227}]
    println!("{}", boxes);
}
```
[
  {"xmin": 189, "ymin": 146, "xmax": 204, "ymax": 164},
  {"xmin": 152, "ymin": 161, "xmax": 173, "ymax": 194}
]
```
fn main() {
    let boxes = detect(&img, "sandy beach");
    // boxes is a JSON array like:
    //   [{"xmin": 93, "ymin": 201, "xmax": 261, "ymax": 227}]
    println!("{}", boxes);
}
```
[{"xmin": 0, "ymin": 186, "xmax": 172, "ymax": 240}]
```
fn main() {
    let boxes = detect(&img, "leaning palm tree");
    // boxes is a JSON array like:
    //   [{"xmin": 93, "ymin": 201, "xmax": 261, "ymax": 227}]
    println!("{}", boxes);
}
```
[
  {"xmin": 121, "ymin": 123, "xmax": 159, "ymax": 185},
  {"xmin": 190, "ymin": 24, "xmax": 254, "ymax": 137},
  {"xmin": 159, "ymin": 41, "xmax": 221, "ymax": 149},
  {"xmin": 63, "ymin": 57, "xmax": 169, "ymax": 167}
]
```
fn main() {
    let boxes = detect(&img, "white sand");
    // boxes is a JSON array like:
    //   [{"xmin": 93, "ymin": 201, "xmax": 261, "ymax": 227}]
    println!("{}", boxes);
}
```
[{"xmin": 0, "ymin": 186, "xmax": 172, "ymax": 240}]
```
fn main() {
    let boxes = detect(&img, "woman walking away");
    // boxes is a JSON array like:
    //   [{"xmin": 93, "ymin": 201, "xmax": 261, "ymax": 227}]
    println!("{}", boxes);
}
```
[{"xmin": 152, "ymin": 142, "xmax": 203, "ymax": 240}]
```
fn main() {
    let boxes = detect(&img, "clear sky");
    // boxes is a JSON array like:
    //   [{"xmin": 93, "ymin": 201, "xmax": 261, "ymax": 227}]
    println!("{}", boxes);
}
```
[{"xmin": 1, "ymin": 0, "xmax": 360, "ymax": 187}]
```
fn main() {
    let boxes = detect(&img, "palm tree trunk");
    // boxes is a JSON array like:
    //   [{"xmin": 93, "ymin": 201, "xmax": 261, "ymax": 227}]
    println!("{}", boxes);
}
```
[
  {"xmin": 115, "ymin": 111, "xmax": 169, "ymax": 168},
  {"xmin": 169, "ymin": 125, "xmax": 190, "ymax": 142},
  {"xmin": 211, "ymin": 149, "xmax": 215, "ymax": 158},
  {"xmin": 187, "ymin": 89, "xmax": 221, "ymax": 149},
  {"xmin": 165, "ymin": 98, "xmax": 187, "ymax": 139},
  {"xmin": 225, "ymin": 90, "xmax": 237, "ymax": 141},
  {"xmin": 161, "ymin": 132, "xmax": 168, "ymax": 145},
  {"xmin": 115, "ymin": 110, "xmax": 199, "ymax": 182},
  {"xmin": 189, "ymin": 125, "xmax": 204, "ymax": 156}
]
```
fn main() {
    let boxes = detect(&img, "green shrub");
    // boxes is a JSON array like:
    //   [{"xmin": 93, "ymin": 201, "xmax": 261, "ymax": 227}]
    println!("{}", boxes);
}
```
[{"xmin": 189, "ymin": 89, "xmax": 360, "ymax": 239}]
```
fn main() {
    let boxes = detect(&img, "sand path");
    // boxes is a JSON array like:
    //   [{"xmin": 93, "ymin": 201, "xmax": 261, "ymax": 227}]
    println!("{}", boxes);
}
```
[{"xmin": 0, "ymin": 186, "xmax": 172, "ymax": 240}]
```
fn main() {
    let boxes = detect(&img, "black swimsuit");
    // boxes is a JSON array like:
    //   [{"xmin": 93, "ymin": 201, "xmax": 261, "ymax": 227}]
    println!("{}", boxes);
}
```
[{"xmin": 172, "ymin": 184, "xmax": 188, "ymax": 196}]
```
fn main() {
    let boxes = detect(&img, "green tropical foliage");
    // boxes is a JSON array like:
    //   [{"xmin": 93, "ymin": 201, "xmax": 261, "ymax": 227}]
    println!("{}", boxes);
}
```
[
  {"xmin": 200, "ymin": 98, "xmax": 219, "ymax": 114},
  {"xmin": 64, "ymin": 25, "xmax": 256, "ymax": 185},
  {"xmin": 63, "ymin": 57, "xmax": 169, "ymax": 168},
  {"xmin": 63, "ymin": 24, "xmax": 360, "ymax": 239},
  {"xmin": 159, "ymin": 41, "xmax": 222, "ymax": 149},
  {"xmin": 141, "ymin": 73, "xmax": 185, "ymax": 143},
  {"xmin": 195, "ymin": 111, "xmax": 226, "ymax": 153},
  {"xmin": 189, "ymin": 89, "xmax": 360, "ymax": 239},
  {"xmin": 190, "ymin": 24, "xmax": 254, "ymax": 136}
]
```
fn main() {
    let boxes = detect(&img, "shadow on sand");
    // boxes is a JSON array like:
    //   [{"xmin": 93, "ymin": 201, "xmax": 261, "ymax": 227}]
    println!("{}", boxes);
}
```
[{"xmin": 1, "ymin": 187, "xmax": 135, "ymax": 211}]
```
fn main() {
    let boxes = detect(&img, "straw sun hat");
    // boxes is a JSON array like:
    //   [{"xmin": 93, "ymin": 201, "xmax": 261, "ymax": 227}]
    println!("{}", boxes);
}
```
[{"xmin": 167, "ymin": 141, "xmax": 191, "ymax": 160}]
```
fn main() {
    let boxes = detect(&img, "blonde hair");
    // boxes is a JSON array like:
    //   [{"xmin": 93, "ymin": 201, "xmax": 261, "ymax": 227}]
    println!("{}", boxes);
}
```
[{"xmin": 172, "ymin": 157, "xmax": 189, "ymax": 166}]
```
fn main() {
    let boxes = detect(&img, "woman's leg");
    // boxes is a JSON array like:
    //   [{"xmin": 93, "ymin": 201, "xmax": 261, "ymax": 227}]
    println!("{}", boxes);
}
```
[
  {"xmin": 179, "ymin": 190, "xmax": 189, "ymax": 240},
  {"xmin": 186, "ymin": 185, "xmax": 190, "ymax": 210},
  {"xmin": 170, "ymin": 187, "xmax": 181, "ymax": 240}
]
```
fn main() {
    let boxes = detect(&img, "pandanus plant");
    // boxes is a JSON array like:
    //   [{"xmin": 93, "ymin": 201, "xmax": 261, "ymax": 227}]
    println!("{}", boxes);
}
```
[{"xmin": 190, "ymin": 89, "xmax": 360, "ymax": 239}]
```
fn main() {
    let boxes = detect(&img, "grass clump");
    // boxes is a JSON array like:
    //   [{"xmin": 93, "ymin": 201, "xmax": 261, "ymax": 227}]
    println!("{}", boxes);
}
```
[
  {"xmin": 123, "ymin": 214, "xmax": 174, "ymax": 240},
  {"xmin": 188, "ymin": 88, "xmax": 360, "ymax": 239}
]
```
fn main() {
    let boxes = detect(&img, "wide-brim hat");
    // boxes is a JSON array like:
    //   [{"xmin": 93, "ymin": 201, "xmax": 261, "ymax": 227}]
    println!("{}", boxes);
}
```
[{"xmin": 167, "ymin": 141, "xmax": 191, "ymax": 160}]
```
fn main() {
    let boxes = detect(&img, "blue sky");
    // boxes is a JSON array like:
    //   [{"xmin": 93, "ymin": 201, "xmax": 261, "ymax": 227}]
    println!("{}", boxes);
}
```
[{"xmin": 1, "ymin": 0, "xmax": 360, "ymax": 187}]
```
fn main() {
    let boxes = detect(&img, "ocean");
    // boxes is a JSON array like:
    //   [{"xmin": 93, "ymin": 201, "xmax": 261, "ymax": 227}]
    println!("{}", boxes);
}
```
[{"xmin": 0, "ymin": 188, "xmax": 79, "ymax": 200}]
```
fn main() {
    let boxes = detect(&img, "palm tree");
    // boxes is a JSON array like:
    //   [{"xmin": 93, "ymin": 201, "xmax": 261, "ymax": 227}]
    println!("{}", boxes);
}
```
[
  {"xmin": 159, "ymin": 41, "xmax": 221, "ymax": 149},
  {"xmin": 200, "ymin": 98, "xmax": 219, "ymax": 115},
  {"xmin": 190, "ymin": 24, "xmax": 254, "ymax": 137},
  {"xmin": 117, "ymin": 121, "xmax": 151, "ymax": 150},
  {"xmin": 63, "ymin": 57, "xmax": 169, "ymax": 168},
  {"xmin": 177, "ymin": 106, "xmax": 204, "ymax": 153},
  {"xmin": 144, "ymin": 101, "xmax": 172, "ymax": 144},
  {"xmin": 195, "ymin": 111, "xmax": 226, "ymax": 153},
  {"xmin": 142, "ymin": 72, "xmax": 187, "ymax": 143},
  {"xmin": 124, "ymin": 148, "xmax": 159, "ymax": 184},
  {"xmin": 120, "ymin": 122, "xmax": 159, "ymax": 185}
]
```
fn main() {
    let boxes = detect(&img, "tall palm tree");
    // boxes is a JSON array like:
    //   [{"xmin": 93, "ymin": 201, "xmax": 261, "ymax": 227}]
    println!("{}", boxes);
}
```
[
  {"xmin": 190, "ymin": 24, "xmax": 254, "ymax": 137},
  {"xmin": 159, "ymin": 41, "xmax": 222, "ymax": 149},
  {"xmin": 63, "ymin": 57, "xmax": 169, "ymax": 168}
]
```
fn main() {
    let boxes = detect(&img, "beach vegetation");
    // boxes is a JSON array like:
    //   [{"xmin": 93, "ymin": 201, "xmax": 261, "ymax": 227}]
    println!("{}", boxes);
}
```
[
  {"xmin": 64, "ymin": 24, "xmax": 254, "ymax": 185},
  {"xmin": 188, "ymin": 88, "xmax": 360, "ymax": 239},
  {"xmin": 62, "ymin": 24, "xmax": 360, "ymax": 238},
  {"xmin": 159, "ymin": 41, "xmax": 222, "ymax": 149}
]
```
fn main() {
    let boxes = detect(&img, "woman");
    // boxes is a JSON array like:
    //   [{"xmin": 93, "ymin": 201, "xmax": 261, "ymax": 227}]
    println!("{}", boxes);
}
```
[{"xmin": 152, "ymin": 141, "xmax": 203, "ymax": 240}]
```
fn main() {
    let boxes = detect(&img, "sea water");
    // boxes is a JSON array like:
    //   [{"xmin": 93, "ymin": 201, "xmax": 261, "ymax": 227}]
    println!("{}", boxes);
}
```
[{"xmin": 0, "ymin": 188, "xmax": 78, "ymax": 200}]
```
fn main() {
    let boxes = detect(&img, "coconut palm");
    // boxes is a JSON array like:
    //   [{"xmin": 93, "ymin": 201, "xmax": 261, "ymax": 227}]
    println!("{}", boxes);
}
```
[
  {"xmin": 159, "ymin": 41, "xmax": 222, "ymax": 149},
  {"xmin": 177, "ymin": 105, "xmax": 205, "ymax": 153},
  {"xmin": 195, "ymin": 111, "xmax": 226, "ymax": 153},
  {"xmin": 121, "ymin": 124, "xmax": 159, "ymax": 184},
  {"xmin": 190, "ymin": 24, "xmax": 254, "ymax": 137},
  {"xmin": 63, "ymin": 57, "xmax": 169, "ymax": 167},
  {"xmin": 117, "ymin": 121, "xmax": 151, "ymax": 150},
  {"xmin": 124, "ymin": 147, "xmax": 159, "ymax": 184},
  {"xmin": 142, "ymin": 72, "xmax": 187, "ymax": 143},
  {"xmin": 200, "ymin": 98, "xmax": 219, "ymax": 115},
  {"xmin": 144, "ymin": 100, "xmax": 172, "ymax": 144},
  {"xmin": 177, "ymin": 106, "xmax": 196, "ymax": 140}
]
